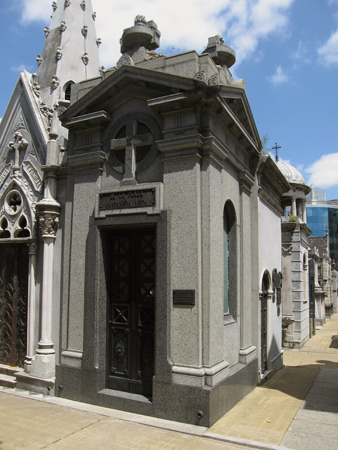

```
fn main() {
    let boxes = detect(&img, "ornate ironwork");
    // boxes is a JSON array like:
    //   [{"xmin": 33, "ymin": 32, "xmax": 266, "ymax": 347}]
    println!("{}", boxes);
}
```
[
  {"xmin": 115, "ymin": 341, "xmax": 126, "ymax": 362},
  {"xmin": 272, "ymin": 269, "xmax": 283, "ymax": 316},
  {"xmin": 0, "ymin": 244, "xmax": 28, "ymax": 368},
  {"xmin": 261, "ymin": 273, "xmax": 269, "ymax": 374}
]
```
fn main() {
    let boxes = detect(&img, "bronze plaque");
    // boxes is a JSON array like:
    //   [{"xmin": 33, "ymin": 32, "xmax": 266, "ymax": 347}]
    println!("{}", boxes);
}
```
[
  {"xmin": 173, "ymin": 290, "xmax": 195, "ymax": 306},
  {"xmin": 99, "ymin": 189, "xmax": 155, "ymax": 210}
]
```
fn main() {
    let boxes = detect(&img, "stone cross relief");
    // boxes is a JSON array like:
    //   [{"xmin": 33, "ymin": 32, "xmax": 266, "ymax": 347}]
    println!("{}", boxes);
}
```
[
  {"xmin": 111, "ymin": 120, "xmax": 152, "ymax": 184},
  {"xmin": 8, "ymin": 132, "xmax": 28, "ymax": 170}
]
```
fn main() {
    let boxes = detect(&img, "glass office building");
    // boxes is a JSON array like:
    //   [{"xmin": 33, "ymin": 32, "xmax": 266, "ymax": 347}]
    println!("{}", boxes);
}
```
[{"xmin": 307, "ymin": 201, "xmax": 338, "ymax": 264}]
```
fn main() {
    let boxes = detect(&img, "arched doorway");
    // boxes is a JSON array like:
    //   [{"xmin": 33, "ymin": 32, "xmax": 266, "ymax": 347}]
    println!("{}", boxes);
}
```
[
  {"xmin": 261, "ymin": 271, "xmax": 270, "ymax": 374},
  {"xmin": 0, "ymin": 243, "xmax": 29, "ymax": 367},
  {"xmin": 0, "ymin": 184, "xmax": 34, "ymax": 368}
]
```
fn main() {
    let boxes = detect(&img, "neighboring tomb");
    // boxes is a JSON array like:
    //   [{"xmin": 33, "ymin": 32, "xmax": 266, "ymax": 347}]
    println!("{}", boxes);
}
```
[
  {"xmin": 277, "ymin": 161, "xmax": 311, "ymax": 348},
  {"xmin": 309, "ymin": 233, "xmax": 337, "ymax": 320}
]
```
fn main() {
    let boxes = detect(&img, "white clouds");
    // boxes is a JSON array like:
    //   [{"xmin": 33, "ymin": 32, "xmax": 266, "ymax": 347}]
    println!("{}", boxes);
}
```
[
  {"xmin": 213, "ymin": 0, "xmax": 295, "ymax": 63},
  {"xmin": 13, "ymin": 0, "xmax": 51, "ymax": 24},
  {"xmin": 17, "ymin": 0, "xmax": 295, "ymax": 68},
  {"xmin": 305, "ymin": 153, "xmax": 338, "ymax": 189},
  {"xmin": 11, "ymin": 64, "xmax": 32, "ymax": 73},
  {"xmin": 318, "ymin": 0, "xmax": 338, "ymax": 67},
  {"xmin": 94, "ymin": 0, "xmax": 295, "ymax": 67},
  {"xmin": 318, "ymin": 29, "xmax": 338, "ymax": 67},
  {"xmin": 291, "ymin": 40, "xmax": 311, "ymax": 65},
  {"xmin": 268, "ymin": 152, "xmax": 291, "ymax": 164},
  {"xmin": 266, "ymin": 37, "xmax": 311, "ymax": 86},
  {"xmin": 267, "ymin": 65, "xmax": 289, "ymax": 85}
]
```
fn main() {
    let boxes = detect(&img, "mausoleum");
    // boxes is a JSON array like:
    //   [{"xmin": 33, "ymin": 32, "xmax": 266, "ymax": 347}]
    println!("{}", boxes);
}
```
[{"xmin": 0, "ymin": 0, "xmax": 290, "ymax": 426}]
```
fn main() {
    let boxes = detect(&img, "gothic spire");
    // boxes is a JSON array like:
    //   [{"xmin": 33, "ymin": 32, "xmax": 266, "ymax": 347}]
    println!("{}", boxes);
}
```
[{"xmin": 36, "ymin": 0, "xmax": 101, "ymax": 109}]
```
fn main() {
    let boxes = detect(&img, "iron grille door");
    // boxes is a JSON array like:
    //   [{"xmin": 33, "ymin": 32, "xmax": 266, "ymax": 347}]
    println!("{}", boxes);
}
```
[
  {"xmin": 261, "ymin": 291, "xmax": 268, "ymax": 374},
  {"xmin": 108, "ymin": 229, "xmax": 155, "ymax": 397},
  {"xmin": 0, "ymin": 244, "xmax": 28, "ymax": 367}
]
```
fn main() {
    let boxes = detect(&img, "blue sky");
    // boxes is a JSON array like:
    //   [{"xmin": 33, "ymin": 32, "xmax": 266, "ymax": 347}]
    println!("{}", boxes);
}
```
[{"xmin": 1, "ymin": 0, "xmax": 338, "ymax": 199}]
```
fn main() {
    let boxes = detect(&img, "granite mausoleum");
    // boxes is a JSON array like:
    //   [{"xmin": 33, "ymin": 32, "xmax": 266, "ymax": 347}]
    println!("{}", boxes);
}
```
[{"xmin": 0, "ymin": 0, "xmax": 293, "ymax": 426}]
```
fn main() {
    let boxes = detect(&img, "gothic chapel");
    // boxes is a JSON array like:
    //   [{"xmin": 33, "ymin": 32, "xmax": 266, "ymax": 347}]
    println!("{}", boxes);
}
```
[{"xmin": 0, "ymin": 0, "xmax": 289, "ymax": 426}]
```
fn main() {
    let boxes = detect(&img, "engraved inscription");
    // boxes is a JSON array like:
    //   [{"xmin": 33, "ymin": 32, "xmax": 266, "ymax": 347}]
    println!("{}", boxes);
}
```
[
  {"xmin": 173, "ymin": 290, "xmax": 195, "ymax": 306},
  {"xmin": 23, "ymin": 160, "xmax": 43, "ymax": 193},
  {"xmin": 99, "ymin": 189, "xmax": 155, "ymax": 210},
  {"xmin": 0, "ymin": 164, "xmax": 12, "ymax": 188}
]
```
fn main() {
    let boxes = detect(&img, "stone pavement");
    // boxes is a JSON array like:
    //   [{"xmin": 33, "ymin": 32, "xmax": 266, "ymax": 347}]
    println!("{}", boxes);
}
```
[
  {"xmin": 210, "ymin": 313, "xmax": 338, "ymax": 449},
  {"xmin": 0, "ymin": 390, "xmax": 284, "ymax": 450},
  {"xmin": 1, "ymin": 315, "xmax": 338, "ymax": 450}
]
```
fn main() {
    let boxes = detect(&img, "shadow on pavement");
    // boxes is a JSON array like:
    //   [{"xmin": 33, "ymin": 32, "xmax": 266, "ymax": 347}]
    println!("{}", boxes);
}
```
[
  {"xmin": 261, "ymin": 363, "xmax": 338, "ymax": 414},
  {"xmin": 302, "ymin": 367, "xmax": 338, "ymax": 414},
  {"xmin": 260, "ymin": 365, "xmax": 320, "ymax": 400},
  {"xmin": 315, "ymin": 359, "xmax": 338, "ymax": 369},
  {"xmin": 330, "ymin": 334, "xmax": 338, "ymax": 348}
]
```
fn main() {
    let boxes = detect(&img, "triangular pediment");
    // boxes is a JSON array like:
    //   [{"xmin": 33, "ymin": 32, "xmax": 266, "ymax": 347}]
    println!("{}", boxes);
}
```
[
  {"xmin": 0, "ymin": 71, "xmax": 48, "ymax": 196},
  {"xmin": 61, "ymin": 65, "xmax": 200, "ymax": 122},
  {"xmin": 61, "ymin": 64, "xmax": 262, "ymax": 172},
  {"xmin": 218, "ymin": 87, "xmax": 262, "ymax": 153}
]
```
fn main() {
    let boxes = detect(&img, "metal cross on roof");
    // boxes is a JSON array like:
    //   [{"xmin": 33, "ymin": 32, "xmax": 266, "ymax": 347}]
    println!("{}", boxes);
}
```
[{"xmin": 272, "ymin": 142, "xmax": 281, "ymax": 162}]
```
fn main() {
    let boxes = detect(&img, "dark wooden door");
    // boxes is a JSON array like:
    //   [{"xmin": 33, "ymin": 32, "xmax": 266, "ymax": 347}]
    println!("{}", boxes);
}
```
[
  {"xmin": 0, "ymin": 244, "xmax": 28, "ymax": 367},
  {"xmin": 261, "ymin": 274, "xmax": 269, "ymax": 374},
  {"xmin": 309, "ymin": 260, "xmax": 316, "ymax": 337},
  {"xmin": 107, "ymin": 229, "xmax": 155, "ymax": 397}
]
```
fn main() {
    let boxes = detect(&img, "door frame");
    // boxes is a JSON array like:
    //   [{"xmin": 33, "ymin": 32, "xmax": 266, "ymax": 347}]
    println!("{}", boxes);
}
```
[
  {"xmin": 80, "ymin": 211, "xmax": 171, "ymax": 401},
  {"xmin": 260, "ymin": 271, "xmax": 270, "ymax": 374},
  {"xmin": 0, "ymin": 242, "xmax": 29, "ymax": 367},
  {"xmin": 106, "ymin": 226, "xmax": 156, "ymax": 397}
]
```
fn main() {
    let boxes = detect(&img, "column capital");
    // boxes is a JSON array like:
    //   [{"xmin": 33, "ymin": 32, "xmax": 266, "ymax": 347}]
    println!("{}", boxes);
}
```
[
  {"xmin": 36, "ymin": 197, "xmax": 61, "ymax": 238},
  {"xmin": 38, "ymin": 215, "xmax": 59, "ymax": 238}
]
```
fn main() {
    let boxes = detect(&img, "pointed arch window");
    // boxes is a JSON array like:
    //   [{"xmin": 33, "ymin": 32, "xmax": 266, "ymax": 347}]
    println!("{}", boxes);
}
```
[
  {"xmin": 0, "ymin": 188, "xmax": 32, "ymax": 240},
  {"xmin": 64, "ymin": 81, "xmax": 75, "ymax": 101},
  {"xmin": 223, "ymin": 200, "xmax": 237, "ymax": 317}
]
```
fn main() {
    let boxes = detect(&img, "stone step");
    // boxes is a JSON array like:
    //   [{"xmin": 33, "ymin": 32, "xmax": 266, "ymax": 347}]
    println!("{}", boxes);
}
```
[
  {"xmin": 0, "ymin": 373, "xmax": 17, "ymax": 388},
  {"xmin": 15, "ymin": 371, "xmax": 55, "ymax": 396},
  {"xmin": 0, "ymin": 364, "xmax": 24, "ymax": 377},
  {"xmin": 0, "ymin": 364, "xmax": 55, "ymax": 395}
]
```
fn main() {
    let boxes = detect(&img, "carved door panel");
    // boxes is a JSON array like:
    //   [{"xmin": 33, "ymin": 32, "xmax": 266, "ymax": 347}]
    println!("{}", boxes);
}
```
[
  {"xmin": 261, "ymin": 276, "xmax": 268, "ymax": 374},
  {"xmin": 107, "ymin": 229, "xmax": 155, "ymax": 397},
  {"xmin": 0, "ymin": 244, "xmax": 28, "ymax": 367},
  {"xmin": 261, "ymin": 293, "xmax": 268, "ymax": 373},
  {"xmin": 309, "ymin": 261, "xmax": 316, "ymax": 337}
]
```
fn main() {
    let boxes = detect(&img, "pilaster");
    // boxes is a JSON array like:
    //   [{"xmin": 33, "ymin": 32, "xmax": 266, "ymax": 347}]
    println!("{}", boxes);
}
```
[
  {"xmin": 239, "ymin": 171, "xmax": 257, "ymax": 363},
  {"xmin": 30, "ymin": 201, "xmax": 60, "ymax": 379},
  {"xmin": 24, "ymin": 241, "xmax": 38, "ymax": 372}
]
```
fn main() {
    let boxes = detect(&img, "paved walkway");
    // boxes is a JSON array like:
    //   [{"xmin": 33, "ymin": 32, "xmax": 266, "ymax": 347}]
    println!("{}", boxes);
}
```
[
  {"xmin": 0, "ymin": 314, "xmax": 338, "ymax": 450},
  {"xmin": 0, "ymin": 391, "xmax": 280, "ymax": 450},
  {"xmin": 210, "ymin": 313, "xmax": 338, "ymax": 449}
]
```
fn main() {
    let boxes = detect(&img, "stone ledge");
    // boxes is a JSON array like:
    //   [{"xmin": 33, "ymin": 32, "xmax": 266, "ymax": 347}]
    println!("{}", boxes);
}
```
[
  {"xmin": 15, "ymin": 371, "xmax": 55, "ymax": 396},
  {"xmin": 0, "ymin": 364, "xmax": 24, "ymax": 376}
]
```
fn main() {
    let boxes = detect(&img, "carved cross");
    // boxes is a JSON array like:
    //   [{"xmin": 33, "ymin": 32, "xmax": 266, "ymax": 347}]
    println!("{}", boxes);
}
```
[
  {"xmin": 111, "ymin": 120, "xmax": 152, "ymax": 183},
  {"xmin": 8, "ymin": 132, "xmax": 28, "ymax": 168}
]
